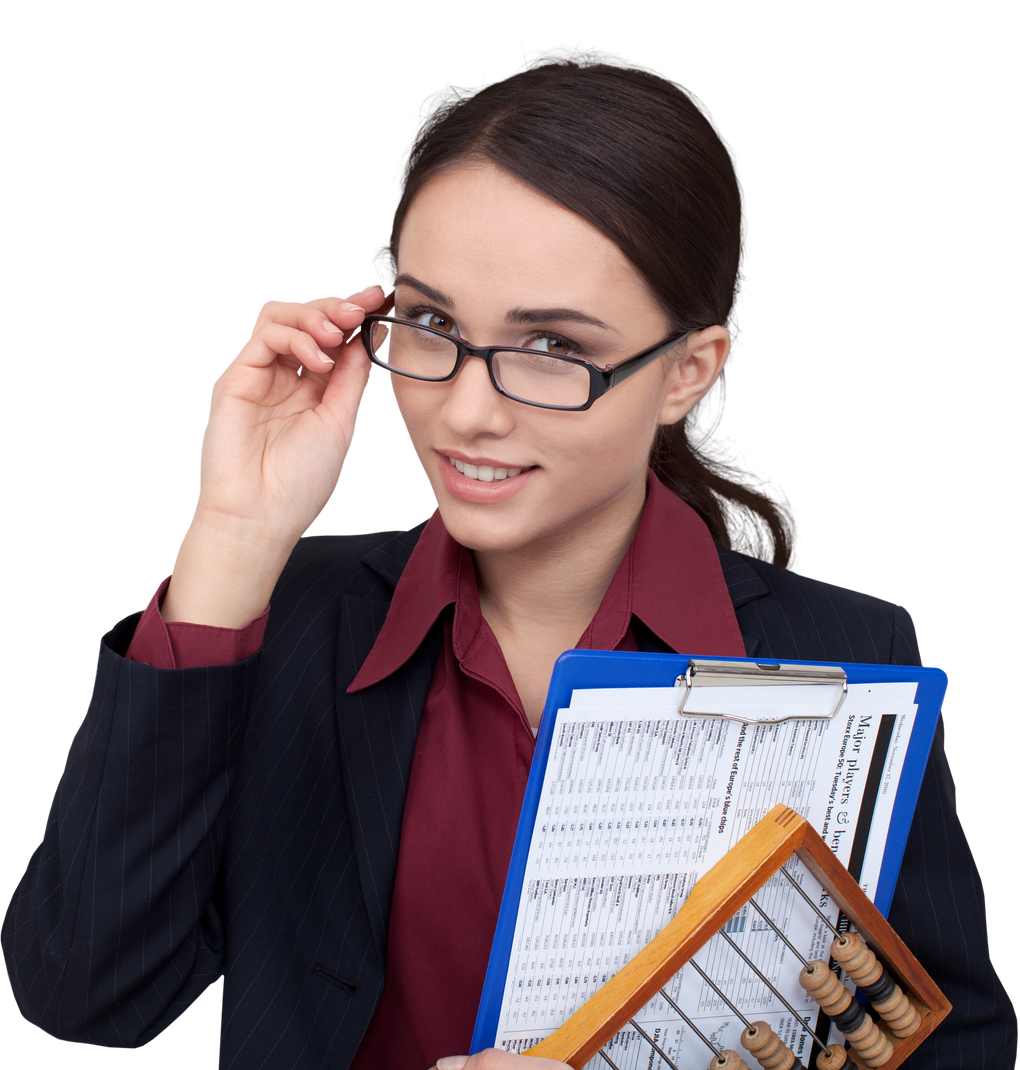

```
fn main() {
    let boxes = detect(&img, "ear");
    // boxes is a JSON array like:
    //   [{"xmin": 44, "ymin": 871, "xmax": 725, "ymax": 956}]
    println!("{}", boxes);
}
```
[{"xmin": 656, "ymin": 325, "xmax": 730, "ymax": 426}]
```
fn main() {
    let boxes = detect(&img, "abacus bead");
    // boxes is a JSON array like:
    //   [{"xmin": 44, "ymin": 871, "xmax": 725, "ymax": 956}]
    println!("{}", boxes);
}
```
[
  {"xmin": 863, "ymin": 1040, "xmax": 896, "ymax": 1069},
  {"xmin": 740, "ymin": 1022, "xmax": 795, "ymax": 1070},
  {"xmin": 742, "ymin": 1022, "xmax": 767, "ymax": 1046},
  {"xmin": 800, "ymin": 962, "xmax": 851, "ymax": 1015},
  {"xmin": 843, "ymin": 1015, "xmax": 879, "ymax": 1048},
  {"xmin": 843, "ymin": 1016, "xmax": 894, "ymax": 1066},
  {"xmin": 829, "ymin": 1000, "xmax": 867, "ymax": 1037},
  {"xmin": 815, "ymin": 1045, "xmax": 848, "ymax": 1070},
  {"xmin": 831, "ymin": 934, "xmax": 882, "ymax": 988},
  {"xmin": 858, "ymin": 971, "xmax": 897, "ymax": 1007},
  {"xmin": 829, "ymin": 934, "xmax": 863, "ymax": 970},
  {"xmin": 872, "ymin": 989, "xmax": 920, "ymax": 1037},
  {"xmin": 830, "ymin": 933, "xmax": 864, "ymax": 966},
  {"xmin": 713, "ymin": 1050, "xmax": 750, "ymax": 1070}
]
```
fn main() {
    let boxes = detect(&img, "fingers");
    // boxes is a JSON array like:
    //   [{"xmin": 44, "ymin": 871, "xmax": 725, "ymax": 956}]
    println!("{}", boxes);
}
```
[
  {"xmin": 433, "ymin": 1052, "xmax": 570, "ymax": 1069},
  {"xmin": 312, "ymin": 287, "xmax": 391, "ymax": 372},
  {"xmin": 244, "ymin": 286, "xmax": 388, "ymax": 374},
  {"xmin": 311, "ymin": 286, "xmax": 391, "ymax": 344}
]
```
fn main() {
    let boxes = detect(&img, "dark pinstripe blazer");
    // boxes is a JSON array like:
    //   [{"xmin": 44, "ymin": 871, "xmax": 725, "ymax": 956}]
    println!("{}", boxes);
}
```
[{"xmin": 4, "ymin": 526, "xmax": 1016, "ymax": 1068}]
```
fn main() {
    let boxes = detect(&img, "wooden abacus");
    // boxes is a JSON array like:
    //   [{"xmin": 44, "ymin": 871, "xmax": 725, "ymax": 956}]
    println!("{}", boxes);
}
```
[{"xmin": 522, "ymin": 805, "xmax": 950, "ymax": 1070}]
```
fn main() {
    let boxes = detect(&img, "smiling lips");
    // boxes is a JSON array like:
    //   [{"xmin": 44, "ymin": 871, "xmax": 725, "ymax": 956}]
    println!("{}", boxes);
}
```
[{"xmin": 447, "ymin": 456, "xmax": 529, "ymax": 482}]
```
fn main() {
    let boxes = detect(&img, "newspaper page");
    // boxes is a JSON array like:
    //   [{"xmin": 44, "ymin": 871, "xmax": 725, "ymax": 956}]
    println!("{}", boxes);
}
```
[{"xmin": 489, "ymin": 681, "xmax": 918, "ymax": 1068}]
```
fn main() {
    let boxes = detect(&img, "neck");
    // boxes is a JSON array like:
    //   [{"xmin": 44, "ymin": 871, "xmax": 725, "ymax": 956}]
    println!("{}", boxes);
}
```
[{"xmin": 470, "ymin": 477, "xmax": 646, "ymax": 642}]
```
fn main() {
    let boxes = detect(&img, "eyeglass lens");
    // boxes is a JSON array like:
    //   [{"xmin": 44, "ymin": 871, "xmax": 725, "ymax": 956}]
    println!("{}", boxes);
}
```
[{"xmin": 367, "ymin": 320, "xmax": 592, "ymax": 408}]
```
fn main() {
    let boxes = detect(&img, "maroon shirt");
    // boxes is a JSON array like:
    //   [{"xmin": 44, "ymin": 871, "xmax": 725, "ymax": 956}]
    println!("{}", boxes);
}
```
[{"xmin": 126, "ymin": 472, "xmax": 745, "ymax": 1066}]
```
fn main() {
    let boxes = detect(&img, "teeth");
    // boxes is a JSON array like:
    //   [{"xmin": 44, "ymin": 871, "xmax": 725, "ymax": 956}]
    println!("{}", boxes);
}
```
[{"xmin": 450, "ymin": 457, "xmax": 526, "ymax": 482}]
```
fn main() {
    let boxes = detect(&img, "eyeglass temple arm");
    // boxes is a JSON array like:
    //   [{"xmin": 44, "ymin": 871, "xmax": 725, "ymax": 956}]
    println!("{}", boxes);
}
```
[{"xmin": 605, "ymin": 332, "xmax": 691, "ymax": 390}]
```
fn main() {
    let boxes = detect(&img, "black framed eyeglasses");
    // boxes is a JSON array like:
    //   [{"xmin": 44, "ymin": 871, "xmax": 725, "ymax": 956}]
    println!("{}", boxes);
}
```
[{"xmin": 360, "ymin": 315, "xmax": 691, "ymax": 411}]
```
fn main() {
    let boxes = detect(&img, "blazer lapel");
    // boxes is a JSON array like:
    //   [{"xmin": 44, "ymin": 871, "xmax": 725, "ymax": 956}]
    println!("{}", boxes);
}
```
[{"xmin": 332, "ymin": 527, "xmax": 440, "ymax": 957}]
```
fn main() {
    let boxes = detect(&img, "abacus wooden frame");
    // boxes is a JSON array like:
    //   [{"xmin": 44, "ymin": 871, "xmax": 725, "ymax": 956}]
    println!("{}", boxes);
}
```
[{"xmin": 522, "ymin": 804, "xmax": 952, "ymax": 1069}]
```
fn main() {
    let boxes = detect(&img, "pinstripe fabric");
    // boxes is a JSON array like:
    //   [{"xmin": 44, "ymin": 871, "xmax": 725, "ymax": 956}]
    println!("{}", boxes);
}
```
[
  {"xmin": 717, "ymin": 547, "xmax": 1016, "ymax": 1068},
  {"xmin": 4, "ymin": 529, "xmax": 1015, "ymax": 1068}
]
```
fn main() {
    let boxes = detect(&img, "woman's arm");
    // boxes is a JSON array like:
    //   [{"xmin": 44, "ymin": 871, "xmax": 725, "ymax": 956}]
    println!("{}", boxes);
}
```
[
  {"xmin": 2, "ymin": 619, "xmax": 259, "ymax": 1043},
  {"xmin": 3, "ymin": 288, "xmax": 387, "ymax": 1043}
]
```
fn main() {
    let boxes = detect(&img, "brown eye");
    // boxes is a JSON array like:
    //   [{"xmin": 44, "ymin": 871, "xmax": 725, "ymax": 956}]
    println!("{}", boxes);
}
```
[
  {"xmin": 413, "ymin": 311, "xmax": 456, "ymax": 334},
  {"xmin": 527, "ymin": 335, "xmax": 578, "ymax": 357}
]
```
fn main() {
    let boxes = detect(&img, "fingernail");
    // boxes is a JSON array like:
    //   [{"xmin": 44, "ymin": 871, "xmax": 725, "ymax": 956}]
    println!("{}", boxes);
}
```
[
  {"xmin": 436, "ymin": 1059, "xmax": 469, "ymax": 1070},
  {"xmin": 318, "ymin": 350, "xmax": 335, "ymax": 365},
  {"xmin": 323, "ymin": 320, "xmax": 343, "ymax": 334},
  {"xmin": 340, "ymin": 302, "xmax": 365, "ymax": 313}
]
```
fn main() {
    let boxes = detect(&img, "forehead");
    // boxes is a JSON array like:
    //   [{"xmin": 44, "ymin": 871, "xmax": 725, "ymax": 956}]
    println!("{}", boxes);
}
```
[{"xmin": 397, "ymin": 162, "xmax": 657, "ymax": 321}]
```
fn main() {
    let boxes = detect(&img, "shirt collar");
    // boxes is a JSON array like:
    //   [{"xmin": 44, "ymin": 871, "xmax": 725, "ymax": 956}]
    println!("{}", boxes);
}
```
[
  {"xmin": 624, "ymin": 470, "xmax": 745, "ymax": 656},
  {"xmin": 348, "ymin": 511, "xmax": 462, "ymax": 692},
  {"xmin": 347, "ymin": 469, "xmax": 744, "ymax": 693}
]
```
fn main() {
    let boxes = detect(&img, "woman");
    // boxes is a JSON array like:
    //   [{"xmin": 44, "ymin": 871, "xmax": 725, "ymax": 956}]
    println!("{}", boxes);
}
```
[{"xmin": 3, "ymin": 60, "xmax": 1014, "ymax": 1070}]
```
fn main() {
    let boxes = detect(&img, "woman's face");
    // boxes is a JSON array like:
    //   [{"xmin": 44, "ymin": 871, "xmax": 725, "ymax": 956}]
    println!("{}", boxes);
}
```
[{"xmin": 391, "ymin": 162, "xmax": 727, "ymax": 557}]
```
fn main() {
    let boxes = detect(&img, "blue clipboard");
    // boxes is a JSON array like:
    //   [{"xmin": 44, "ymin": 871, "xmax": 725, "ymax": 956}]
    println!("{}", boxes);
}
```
[{"xmin": 471, "ymin": 649, "xmax": 947, "ymax": 1055}]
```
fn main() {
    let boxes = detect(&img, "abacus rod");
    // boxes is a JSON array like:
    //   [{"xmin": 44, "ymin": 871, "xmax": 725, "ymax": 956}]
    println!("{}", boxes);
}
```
[
  {"xmin": 716, "ymin": 930, "xmax": 829, "ymax": 1050},
  {"xmin": 657, "ymin": 985, "xmax": 723, "ymax": 1057},
  {"xmin": 598, "ymin": 1048, "xmax": 623, "ymax": 1070},
  {"xmin": 744, "ymin": 898, "xmax": 812, "ymax": 969},
  {"xmin": 778, "ymin": 868, "xmax": 841, "ymax": 939},
  {"xmin": 628, "ymin": 1018, "xmax": 684, "ymax": 1070},
  {"xmin": 687, "ymin": 958, "xmax": 755, "ymax": 1031}
]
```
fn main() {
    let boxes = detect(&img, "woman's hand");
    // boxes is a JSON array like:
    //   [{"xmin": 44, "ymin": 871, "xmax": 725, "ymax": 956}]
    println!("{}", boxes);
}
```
[
  {"xmin": 161, "ymin": 285, "xmax": 388, "ymax": 627},
  {"xmin": 195, "ymin": 285, "xmax": 386, "ymax": 544},
  {"xmin": 431, "ymin": 1053, "xmax": 572, "ymax": 1070}
]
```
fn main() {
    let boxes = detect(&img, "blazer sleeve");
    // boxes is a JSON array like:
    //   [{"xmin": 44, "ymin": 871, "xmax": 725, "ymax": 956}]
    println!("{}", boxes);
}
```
[
  {"xmin": 2, "ymin": 611, "xmax": 260, "ymax": 1046},
  {"xmin": 886, "ymin": 606, "xmax": 1017, "ymax": 1068}
]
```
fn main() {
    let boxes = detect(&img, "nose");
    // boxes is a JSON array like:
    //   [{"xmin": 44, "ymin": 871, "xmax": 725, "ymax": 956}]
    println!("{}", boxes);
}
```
[{"xmin": 441, "ymin": 353, "xmax": 516, "ymax": 440}]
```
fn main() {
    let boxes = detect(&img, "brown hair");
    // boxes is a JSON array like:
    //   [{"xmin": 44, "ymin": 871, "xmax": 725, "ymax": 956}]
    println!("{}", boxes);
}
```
[{"xmin": 389, "ymin": 58, "xmax": 793, "ymax": 567}]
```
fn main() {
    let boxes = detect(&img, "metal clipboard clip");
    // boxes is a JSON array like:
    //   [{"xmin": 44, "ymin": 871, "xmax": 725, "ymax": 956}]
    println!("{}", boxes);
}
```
[{"xmin": 674, "ymin": 659, "xmax": 848, "ymax": 724}]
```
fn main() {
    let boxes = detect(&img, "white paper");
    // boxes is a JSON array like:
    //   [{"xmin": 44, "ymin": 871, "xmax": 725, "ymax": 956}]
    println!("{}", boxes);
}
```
[{"xmin": 489, "ymin": 682, "xmax": 918, "ymax": 1068}]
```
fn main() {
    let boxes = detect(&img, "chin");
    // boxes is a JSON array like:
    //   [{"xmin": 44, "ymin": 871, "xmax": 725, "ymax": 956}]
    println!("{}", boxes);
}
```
[{"xmin": 434, "ymin": 502, "xmax": 539, "ymax": 555}]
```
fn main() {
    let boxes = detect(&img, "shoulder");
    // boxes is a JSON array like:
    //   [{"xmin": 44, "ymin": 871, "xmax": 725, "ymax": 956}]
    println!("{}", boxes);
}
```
[
  {"xmin": 266, "ymin": 524, "xmax": 427, "ymax": 626},
  {"xmin": 716, "ymin": 545, "xmax": 921, "ymax": 666}
]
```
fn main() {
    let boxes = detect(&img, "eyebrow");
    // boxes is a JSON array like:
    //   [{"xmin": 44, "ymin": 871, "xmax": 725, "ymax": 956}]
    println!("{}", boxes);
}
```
[{"xmin": 394, "ymin": 273, "xmax": 615, "ymax": 333}]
